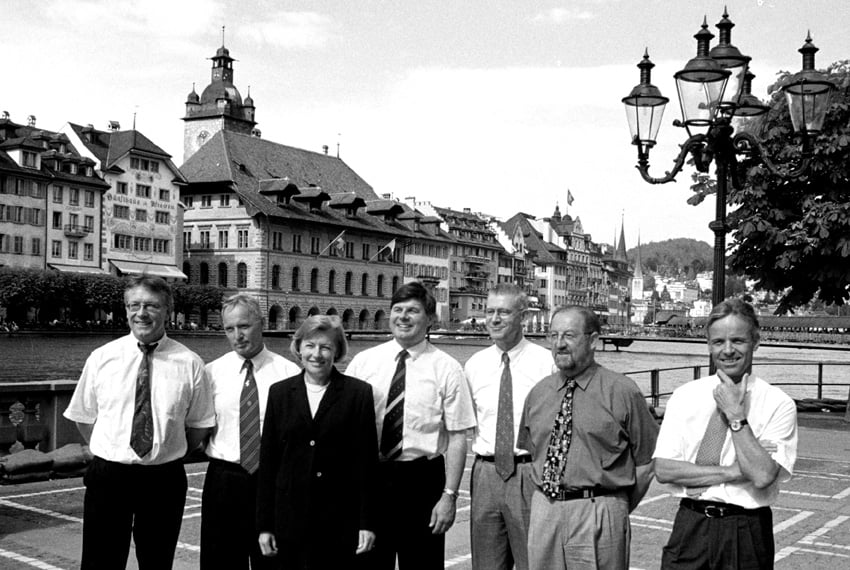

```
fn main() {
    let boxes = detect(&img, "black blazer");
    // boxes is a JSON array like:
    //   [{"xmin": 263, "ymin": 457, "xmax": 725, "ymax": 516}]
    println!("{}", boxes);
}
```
[{"xmin": 256, "ymin": 367, "xmax": 378, "ymax": 567}]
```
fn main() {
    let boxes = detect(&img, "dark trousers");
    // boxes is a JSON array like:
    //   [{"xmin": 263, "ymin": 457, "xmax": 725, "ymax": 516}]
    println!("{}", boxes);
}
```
[
  {"xmin": 201, "ymin": 459, "xmax": 275, "ymax": 570},
  {"xmin": 358, "ymin": 456, "xmax": 446, "ymax": 570},
  {"xmin": 81, "ymin": 456, "xmax": 187, "ymax": 570},
  {"xmin": 661, "ymin": 501, "xmax": 774, "ymax": 569}
]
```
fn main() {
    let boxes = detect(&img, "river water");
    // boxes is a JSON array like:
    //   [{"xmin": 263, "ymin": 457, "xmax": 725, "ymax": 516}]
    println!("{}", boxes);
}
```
[{"xmin": 1, "ymin": 333, "xmax": 848, "ymax": 402}]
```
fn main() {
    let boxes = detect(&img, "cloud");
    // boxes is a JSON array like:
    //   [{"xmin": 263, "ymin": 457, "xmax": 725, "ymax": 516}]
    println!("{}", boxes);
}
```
[
  {"xmin": 240, "ymin": 11, "xmax": 336, "ymax": 50},
  {"xmin": 532, "ymin": 8, "xmax": 596, "ymax": 24}
]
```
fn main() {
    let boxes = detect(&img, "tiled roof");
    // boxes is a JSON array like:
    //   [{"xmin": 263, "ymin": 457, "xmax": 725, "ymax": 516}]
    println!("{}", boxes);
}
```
[
  {"xmin": 502, "ymin": 212, "xmax": 565, "ymax": 264},
  {"xmin": 67, "ymin": 123, "xmax": 172, "ymax": 170}
]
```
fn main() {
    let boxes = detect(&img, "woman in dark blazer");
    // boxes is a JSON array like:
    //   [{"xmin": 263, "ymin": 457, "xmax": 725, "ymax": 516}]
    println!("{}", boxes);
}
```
[{"xmin": 257, "ymin": 315, "xmax": 378, "ymax": 569}]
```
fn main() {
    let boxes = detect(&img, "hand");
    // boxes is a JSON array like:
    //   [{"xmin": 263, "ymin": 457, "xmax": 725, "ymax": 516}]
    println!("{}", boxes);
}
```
[
  {"xmin": 428, "ymin": 493, "xmax": 456, "ymax": 534},
  {"xmin": 355, "ymin": 530, "xmax": 376, "ymax": 554},
  {"xmin": 258, "ymin": 532, "xmax": 278, "ymax": 557},
  {"xmin": 714, "ymin": 370, "xmax": 748, "ymax": 422}
]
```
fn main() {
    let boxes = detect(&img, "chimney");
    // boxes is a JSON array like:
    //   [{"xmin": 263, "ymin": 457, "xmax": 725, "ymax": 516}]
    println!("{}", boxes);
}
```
[
  {"xmin": 322, "ymin": 145, "xmax": 329, "ymax": 155},
  {"xmin": 108, "ymin": 120, "xmax": 120, "ymax": 131},
  {"xmin": 251, "ymin": 127, "xmax": 262, "ymax": 138},
  {"xmin": 463, "ymin": 207, "xmax": 471, "ymax": 213},
  {"xmin": 382, "ymin": 193, "xmax": 392, "ymax": 200},
  {"xmin": 1, "ymin": 111, "xmax": 9, "ymax": 120},
  {"xmin": 27, "ymin": 115, "xmax": 36, "ymax": 127}
]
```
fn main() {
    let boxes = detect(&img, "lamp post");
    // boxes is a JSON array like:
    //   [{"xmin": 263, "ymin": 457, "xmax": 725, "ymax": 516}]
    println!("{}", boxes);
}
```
[{"xmin": 622, "ymin": 10, "xmax": 834, "ymax": 308}]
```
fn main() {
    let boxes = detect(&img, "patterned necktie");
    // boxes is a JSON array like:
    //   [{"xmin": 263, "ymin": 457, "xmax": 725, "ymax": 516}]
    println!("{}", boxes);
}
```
[
  {"xmin": 541, "ymin": 377, "xmax": 577, "ymax": 498},
  {"xmin": 381, "ymin": 349, "xmax": 409, "ymax": 460},
  {"xmin": 495, "ymin": 351, "xmax": 515, "ymax": 480},
  {"xmin": 130, "ymin": 342, "xmax": 157, "ymax": 458},
  {"xmin": 687, "ymin": 408, "xmax": 728, "ymax": 497},
  {"xmin": 239, "ymin": 359, "xmax": 261, "ymax": 474}
]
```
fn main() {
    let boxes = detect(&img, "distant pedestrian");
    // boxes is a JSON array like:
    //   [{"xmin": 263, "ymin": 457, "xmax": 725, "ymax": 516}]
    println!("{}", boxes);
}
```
[
  {"xmin": 654, "ymin": 299, "xmax": 798, "ymax": 569},
  {"xmin": 518, "ymin": 305, "xmax": 658, "ymax": 570},
  {"xmin": 465, "ymin": 284, "xmax": 552, "ymax": 570},
  {"xmin": 64, "ymin": 275, "xmax": 215, "ymax": 569},
  {"xmin": 200, "ymin": 293, "xmax": 299, "ymax": 569}
]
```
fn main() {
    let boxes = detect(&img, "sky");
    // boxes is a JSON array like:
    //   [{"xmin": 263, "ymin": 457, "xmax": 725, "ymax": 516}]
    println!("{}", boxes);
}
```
[{"xmin": 4, "ymin": 0, "xmax": 848, "ymax": 250}]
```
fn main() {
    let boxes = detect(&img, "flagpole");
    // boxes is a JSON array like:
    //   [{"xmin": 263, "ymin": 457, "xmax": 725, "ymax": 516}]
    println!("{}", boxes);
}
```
[{"xmin": 318, "ymin": 230, "xmax": 346, "ymax": 256}]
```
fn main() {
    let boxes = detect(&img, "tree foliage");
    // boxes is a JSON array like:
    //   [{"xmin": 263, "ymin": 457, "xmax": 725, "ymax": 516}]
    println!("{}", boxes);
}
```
[
  {"xmin": 727, "ymin": 60, "xmax": 850, "ymax": 313},
  {"xmin": 172, "ymin": 283, "xmax": 225, "ymax": 316},
  {"xmin": 626, "ymin": 238, "xmax": 712, "ymax": 278}
]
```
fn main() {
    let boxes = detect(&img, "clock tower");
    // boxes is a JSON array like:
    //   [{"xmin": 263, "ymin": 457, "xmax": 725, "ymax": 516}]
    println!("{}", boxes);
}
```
[{"xmin": 182, "ymin": 42, "xmax": 257, "ymax": 164}]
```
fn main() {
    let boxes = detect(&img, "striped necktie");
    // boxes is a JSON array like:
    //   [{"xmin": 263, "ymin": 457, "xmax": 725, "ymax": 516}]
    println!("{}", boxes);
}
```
[
  {"xmin": 381, "ymin": 349, "xmax": 409, "ymax": 460},
  {"xmin": 687, "ymin": 408, "xmax": 728, "ymax": 497},
  {"xmin": 239, "ymin": 359, "xmax": 261, "ymax": 474},
  {"xmin": 541, "ymin": 377, "xmax": 577, "ymax": 498},
  {"xmin": 495, "ymin": 351, "xmax": 515, "ymax": 480},
  {"xmin": 130, "ymin": 342, "xmax": 157, "ymax": 458}
]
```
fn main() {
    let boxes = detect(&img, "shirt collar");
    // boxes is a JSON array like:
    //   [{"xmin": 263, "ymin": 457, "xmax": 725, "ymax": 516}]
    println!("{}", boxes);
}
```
[
  {"xmin": 392, "ymin": 338, "xmax": 428, "ymax": 361},
  {"xmin": 238, "ymin": 345, "xmax": 269, "ymax": 371},
  {"xmin": 554, "ymin": 361, "xmax": 598, "ymax": 391},
  {"xmin": 498, "ymin": 337, "xmax": 529, "ymax": 362}
]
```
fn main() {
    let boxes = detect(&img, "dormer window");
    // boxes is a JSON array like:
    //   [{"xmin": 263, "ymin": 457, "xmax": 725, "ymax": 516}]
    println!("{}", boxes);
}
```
[{"xmin": 22, "ymin": 151, "xmax": 38, "ymax": 169}]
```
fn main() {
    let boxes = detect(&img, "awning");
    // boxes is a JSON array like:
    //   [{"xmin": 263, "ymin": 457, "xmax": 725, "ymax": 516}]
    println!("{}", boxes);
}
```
[
  {"xmin": 109, "ymin": 259, "xmax": 187, "ymax": 280},
  {"xmin": 48, "ymin": 263, "xmax": 107, "ymax": 274}
]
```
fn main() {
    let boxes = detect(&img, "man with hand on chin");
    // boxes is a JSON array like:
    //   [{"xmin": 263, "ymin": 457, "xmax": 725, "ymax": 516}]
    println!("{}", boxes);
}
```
[
  {"xmin": 346, "ymin": 281, "xmax": 476, "ymax": 569},
  {"xmin": 654, "ymin": 299, "xmax": 798, "ymax": 569}
]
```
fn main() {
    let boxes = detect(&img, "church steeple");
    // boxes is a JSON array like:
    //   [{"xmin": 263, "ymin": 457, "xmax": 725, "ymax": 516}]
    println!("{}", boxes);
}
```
[{"xmin": 615, "ymin": 215, "xmax": 628, "ymax": 261}]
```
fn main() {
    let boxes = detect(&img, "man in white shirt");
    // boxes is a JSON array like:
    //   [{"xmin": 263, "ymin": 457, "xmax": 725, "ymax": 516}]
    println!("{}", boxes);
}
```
[
  {"xmin": 201, "ymin": 293, "xmax": 300, "ymax": 570},
  {"xmin": 654, "ymin": 299, "xmax": 798, "ymax": 569},
  {"xmin": 465, "ymin": 283, "xmax": 552, "ymax": 570},
  {"xmin": 346, "ymin": 281, "xmax": 476, "ymax": 570},
  {"xmin": 64, "ymin": 275, "xmax": 215, "ymax": 569}
]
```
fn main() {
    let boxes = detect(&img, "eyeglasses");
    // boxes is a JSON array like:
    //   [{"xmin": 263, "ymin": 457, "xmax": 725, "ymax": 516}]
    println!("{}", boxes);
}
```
[
  {"xmin": 126, "ymin": 302, "xmax": 163, "ymax": 313},
  {"xmin": 546, "ymin": 331, "xmax": 592, "ymax": 343},
  {"xmin": 485, "ymin": 308, "xmax": 516, "ymax": 318}
]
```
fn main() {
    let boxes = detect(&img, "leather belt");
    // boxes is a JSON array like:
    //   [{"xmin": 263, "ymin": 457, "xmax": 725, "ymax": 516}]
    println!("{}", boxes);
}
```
[
  {"xmin": 476, "ymin": 454, "xmax": 533, "ymax": 464},
  {"xmin": 681, "ymin": 498, "xmax": 754, "ymax": 518},
  {"xmin": 548, "ymin": 487, "xmax": 617, "ymax": 501}
]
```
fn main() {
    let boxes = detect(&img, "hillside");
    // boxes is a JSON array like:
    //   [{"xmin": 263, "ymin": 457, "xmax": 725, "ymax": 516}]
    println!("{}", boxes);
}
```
[{"xmin": 626, "ymin": 238, "xmax": 713, "ymax": 279}]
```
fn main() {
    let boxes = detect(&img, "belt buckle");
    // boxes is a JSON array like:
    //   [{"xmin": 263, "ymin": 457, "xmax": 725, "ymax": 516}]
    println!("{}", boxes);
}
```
[{"xmin": 704, "ymin": 505, "xmax": 723, "ymax": 518}]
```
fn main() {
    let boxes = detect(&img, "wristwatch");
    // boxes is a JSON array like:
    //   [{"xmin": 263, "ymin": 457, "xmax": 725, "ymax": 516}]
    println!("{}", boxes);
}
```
[{"xmin": 729, "ymin": 418, "xmax": 749, "ymax": 432}]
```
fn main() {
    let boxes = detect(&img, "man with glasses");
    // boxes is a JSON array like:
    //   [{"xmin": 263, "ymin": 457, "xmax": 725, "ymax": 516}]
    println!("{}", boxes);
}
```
[
  {"xmin": 465, "ymin": 284, "xmax": 552, "ymax": 570},
  {"xmin": 64, "ymin": 275, "xmax": 215, "ymax": 569},
  {"xmin": 517, "ymin": 306, "xmax": 658, "ymax": 570}
]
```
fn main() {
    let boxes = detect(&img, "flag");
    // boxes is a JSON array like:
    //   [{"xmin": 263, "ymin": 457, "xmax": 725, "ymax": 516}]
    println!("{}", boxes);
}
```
[
  {"xmin": 567, "ymin": 189, "xmax": 575, "ymax": 206},
  {"xmin": 319, "ymin": 230, "xmax": 346, "ymax": 256},
  {"xmin": 369, "ymin": 238, "xmax": 397, "ymax": 261}
]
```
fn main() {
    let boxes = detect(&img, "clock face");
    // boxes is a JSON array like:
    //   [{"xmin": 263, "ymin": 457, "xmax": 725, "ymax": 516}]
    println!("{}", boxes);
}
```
[{"xmin": 197, "ymin": 130, "xmax": 210, "ymax": 145}]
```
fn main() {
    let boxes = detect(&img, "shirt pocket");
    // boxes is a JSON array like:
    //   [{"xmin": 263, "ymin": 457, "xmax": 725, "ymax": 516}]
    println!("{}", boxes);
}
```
[{"xmin": 405, "ymin": 380, "xmax": 441, "ymax": 433}]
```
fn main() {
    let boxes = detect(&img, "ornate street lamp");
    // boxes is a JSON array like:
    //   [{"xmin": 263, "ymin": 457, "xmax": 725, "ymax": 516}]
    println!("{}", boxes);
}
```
[{"xmin": 622, "ymin": 10, "xmax": 834, "ymax": 308}]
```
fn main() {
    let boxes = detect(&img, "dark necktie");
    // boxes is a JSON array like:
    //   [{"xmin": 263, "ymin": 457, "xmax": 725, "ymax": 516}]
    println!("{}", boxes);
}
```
[
  {"xmin": 239, "ymin": 359, "xmax": 261, "ymax": 474},
  {"xmin": 130, "ymin": 342, "xmax": 157, "ymax": 458},
  {"xmin": 495, "ymin": 351, "xmax": 515, "ymax": 480},
  {"xmin": 381, "ymin": 349, "xmax": 409, "ymax": 460},
  {"xmin": 687, "ymin": 408, "xmax": 728, "ymax": 497},
  {"xmin": 541, "ymin": 377, "xmax": 577, "ymax": 498}
]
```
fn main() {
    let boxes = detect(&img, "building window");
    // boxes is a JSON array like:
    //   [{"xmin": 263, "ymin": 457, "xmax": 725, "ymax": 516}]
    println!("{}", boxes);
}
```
[
  {"xmin": 218, "ymin": 263, "xmax": 228, "ymax": 287},
  {"xmin": 183, "ymin": 230, "xmax": 192, "ymax": 250},
  {"xmin": 345, "ymin": 272, "xmax": 353, "ymax": 295},
  {"xmin": 69, "ymin": 213, "xmax": 79, "ymax": 228},
  {"xmin": 201, "ymin": 195, "xmax": 212, "ymax": 207},
  {"xmin": 0, "ymin": 234, "xmax": 6, "ymax": 253},
  {"xmin": 328, "ymin": 270, "xmax": 336, "ymax": 294},
  {"xmin": 29, "ymin": 208, "xmax": 42, "ymax": 226},
  {"xmin": 134, "ymin": 237, "xmax": 151, "ymax": 251},
  {"xmin": 377, "ymin": 274, "xmax": 385, "ymax": 297},
  {"xmin": 291, "ymin": 267, "xmax": 300, "ymax": 291},
  {"xmin": 200, "ymin": 230, "xmax": 210, "ymax": 248},
  {"xmin": 153, "ymin": 239, "xmax": 169, "ymax": 254},
  {"xmin": 310, "ymin": 268, "xmax": 319, "ymax": 292},
  {"xmin": 159, "ymin": 188, "xmax": 170, "ymax": 201},
  {"xmin": 292, "ymin": 234, "xmax": 302, "ymax": 253},
  {"xmin": 84, "ymin": 243, "xmax": 93, "ymax": 260},
  {"xmin": 361, "ymin": 273, "xmax": 369, "ymax": 296},
  {"xmin": 362, "ymin": 243, "xmax": 370, "ymax": 260},
  {"xmin": 52, "ymin": 212, "xmax": 62, "ymax": 229},
  {"xmin": 200, "ymin": 263, "xmax": 209, "ymax": 285},
  {"xmin": 68, "ymin": 241, "xmax": 78, "ymax": 259},
  {"xmin": 155, "ymin": 211, "xmax": 169, "ymax": 224},
  {"xmin": 220, "ymin": 194, "xmax": 230, "ymax": 207},
  {"xmin": 238, "ymin": 229, "xmax": 248, "ymax": 248},
  {"xmin": 84, "ymin": 190, "xmax": 95, "ymax": 208},
  {"xmin": 184, "ymin": 195, "xmax": 193, "ymax": 207},
  {"xmin": 51, "ymin": 240, "xmax": 62, "ymax": 258},
  {"xmin": 114, "ymin": 205, "xmax": 129, "ymax": 219},
  {"xmin": 218, "ymin": 230, "xmax": 229, "ymax": 248},
  {"xmin": 31, "ymin": 238, "xmax": 41, "ymax": 256},
  {"xmin": 237, "ymin": 263, "xmax": 248, "ymax": 288},
  {"xmin": 345, "ymin": 242, "xmax": 354, "ymax": 258},
  {"xmin": 272, "ymin": 231, "xmax": 282, "ymax": 250},
  {"xmin": 392, "ymin": 276, "xmax": 399, "ymax": 294},
  {"xmin": 183, "ymin": 262, "xmax": 191, "ymax": 282},
  {"xmin": 150, "ymin": 162, "xmax": 159, "ymax": 173},
  {"xmin": 135, "ymin": 209, "xmax": 147, "ymax": 222},
  {"xmin": 53, "ymin": 185, "xmax": 63, "ymax": 203},
  {"xmin": 114, "ymin": 234, "xmax": 131, "ymax": 250},
  {"xmin": 136, "ymin": 184, "xmax": 151, "ymax": 199},
  {"xmin": 22, "ymin": 151, "xmax": 38, "ymax": 168},
  {"xmin": 311, "ymin": 237, "xmax": 320, "ymax": 255},
  {"xmin": 117, "ymin": 182, "xmax": 128, "ymax": 195},
  {"xmin": 272, "ymin": 265, "xmax": 281, "ymax": 289},
  {"xmin": 69, "ymin": 188, "xmax": 79, "ymax": 206},
  {"xmin": 13, "ymin": 236, "xmax": 24, "ymax": 254}
]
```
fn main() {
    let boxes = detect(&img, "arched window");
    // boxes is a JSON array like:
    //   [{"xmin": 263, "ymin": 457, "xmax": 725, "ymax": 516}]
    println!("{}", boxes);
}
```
[
  {"xmin": 377, "ymin": 274, "xmax": 385, "ymax": 297},
  {"xmin": 345, "ymin": 272, "xmax": 353, "ymax": 295},
  {"xmin": 291, "ymin": 266, "xmax": 300, "ymax": 291},
  {"xmin": 328, "ymin": 269, "xmax": 336, "ymax": 294},
  {"xmin": 218, "ymin": 262, "xmax": 228, "ymax": 287},
  {"xmin": 237, "ymin": 262, "xmax": 247, "ymax": 288},
  {"xmin": 271, "ymin": 265, "xmax": 280, "ymax": 289},
  {"xmin": 200, "ymin": 262, "xmax": 209, "ymax": 285},
  {"xmin": 310, "ymin": 268, "xmax": 319, "ymax": 292},
  {"xmin": 392, "ymin": 275, "xmax": 399, "ymax": 294},
  {"xmin": 361, "ymin": 273, "xmax": 369, "ymax": 296},
  {"xmin": 183, "ymin": 261, "xmax": 191, "ymax": 282}
]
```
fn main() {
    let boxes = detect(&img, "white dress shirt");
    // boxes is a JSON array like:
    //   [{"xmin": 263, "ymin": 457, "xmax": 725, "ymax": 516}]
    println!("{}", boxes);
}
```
[
  {"xmin": 345, "ymin": 338, "xmax": 476, "ymax": 460},
  {"xmin": 205, "ymin": 346, "xmax": 300, "ymax": 463},
  {"xmin": 64, "ymin": 333, "xmax": 215, "ymax": 465},
  {"xmin": 653, "ymin": 374, "xmax": 798, "ymax": 508},
  {"xmin": 465, "ymin": 338, "xmax": 553, "ymax": 457}
]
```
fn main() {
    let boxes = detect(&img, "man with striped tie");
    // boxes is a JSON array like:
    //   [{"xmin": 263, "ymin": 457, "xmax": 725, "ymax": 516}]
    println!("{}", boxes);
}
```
[
  {"xmin": 201, "ymin": 294, "xmax": 299, "ymax": 569},
  {"xmin": 346, "ymin": 281, "xmax": 476, "ymax": 569},
  {"xmin": 654, "ymin": 299, "xmax": 798, "ymax": 569}
]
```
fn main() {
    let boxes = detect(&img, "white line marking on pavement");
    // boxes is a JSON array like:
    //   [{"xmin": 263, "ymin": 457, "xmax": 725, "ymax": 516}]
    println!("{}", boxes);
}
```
[
  {"xmin": 798, "ymin": 515, "xmax": 850, "ymax": 545},
  {"xmin": 0, "ymin": 487, "xmax": 85, "ymax": 500},
  {"xmin": 177, "ymin": 541, "xmax": 200, "ymax": 553},
  {"xmin": 0, "ymin": 548, "xmax": 67, "ymax": 570},
  {"xmin": 808, "ymin": 540, "xmax": 850, "ymax": 552},
  {"xmin": 773, "ymin": 510, "xmax": 813, "ymax": 534},
  {"xmin": 445, "ymin": 553, "xmax": 471, "ymax": 567},
  {"xmin": 631, "ymin": 515, "xmax": 672, "ymax": 526},
  {"xmin": 798, "ymin": 455, "xmax": 850, "ymax": 466},
  {"xmin": 0, "ymin": 499, "xmax": 82, "ymax": 524},
  {"xmin": 781, "ymin": 490, "xmax": 831, "ymax": 499},
  {"xmin": 832, "ymin": 486, "xmax": 850, "ymax": 500},
  {"xmin": 638, "ymin": 493, "xmax": 669, "ymax": 505},
  {"xmin": 779, "ymin": 547, "xmax": 850, "ymax": 559},
  {"xmin": 794, "ymin": 469, "xmax": 850, "ymax": 480},
  {"xmin": 774, "ymin": 545, "xmax": 801, "ymax": 562}
]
